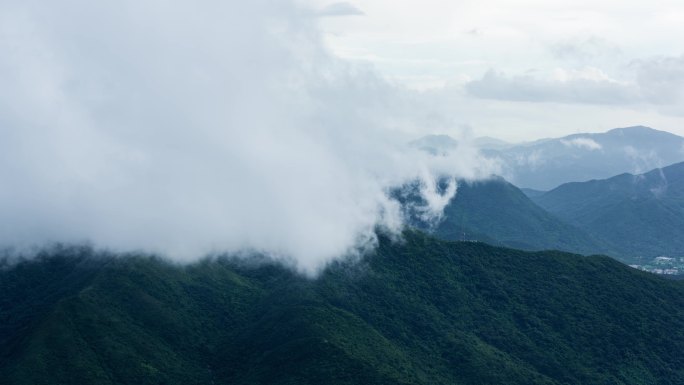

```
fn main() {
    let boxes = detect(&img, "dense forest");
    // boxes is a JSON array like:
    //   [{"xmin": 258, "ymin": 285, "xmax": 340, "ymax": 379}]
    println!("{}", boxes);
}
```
[{"xmin": 2, "ymin": 231, "xmax": 684, "ymax": 385}]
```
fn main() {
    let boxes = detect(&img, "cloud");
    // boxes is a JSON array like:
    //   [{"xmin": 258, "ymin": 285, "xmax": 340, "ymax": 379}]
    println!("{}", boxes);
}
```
[
  {"xmin": 464, "ymin": 55, "xmax": 684, "ymax": 116},
  {"xmin": 317, "ymin": 2, "xmax": 364, "ymax": 17},
  {"xmin": 466, "ymin": 69, "xmax": 641, "ymax": 105},
  {"xmin": 464, "ymin": 28, "xmax": 483, "ymax": 37},
  {"xmin": 634, "ymin": 55, "xmax": 684, "ymax": 113},
  {"xmin": 549, "ymin": 37, "xmax": 622, "ymax": 64},
  {"xmin": 0, "ymin": 0, "xmax": 493, "ymax": 275},
  {"xmin": 513, "ymin": 150, "xmax": 544, "ymax": 169},
  {"xmin": 623, "ymin": 146, "xmax": 664, "ymax": 175},
  {"xmin": 414, "ymin": 175, "xmax": 458, "ymax": 224},
  {"xmin": 560, "ymin": 137, "xmax": 602, "ymax": 150}
]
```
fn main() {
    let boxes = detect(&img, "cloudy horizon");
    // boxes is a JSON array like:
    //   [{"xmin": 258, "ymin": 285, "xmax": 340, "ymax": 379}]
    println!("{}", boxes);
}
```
[{"xmin": 314, "ymin": 0, "xmax": 684, "ymax": 141}]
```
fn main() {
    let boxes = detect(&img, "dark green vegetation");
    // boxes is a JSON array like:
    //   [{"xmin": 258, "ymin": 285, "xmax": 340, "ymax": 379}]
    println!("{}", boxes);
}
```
[
  {"xmin": 3, "ymin": 232, "xmax": 684, "ymax": 385},
  {"xmin": 431, "ymin": 177, "xmax": 611, "ymax": 255},
  {"xmin": 399, "ymin": 177, "xmax": 610, "ymax": 256},
  {"xmin": 534, "ymin": 161, "xmax": 684, "ymax": 261}
]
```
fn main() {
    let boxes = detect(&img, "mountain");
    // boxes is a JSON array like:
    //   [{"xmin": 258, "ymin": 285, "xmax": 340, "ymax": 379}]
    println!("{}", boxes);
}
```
[
  {"xmin": 405, "ymin": 177, "xmax": 611, "ymax": 256},
  {"xmin": 533, "ymin": 161, "xmax": 684, "ymax": 260},
  {"xmin": 520, "ymin": 188, "xmax": 547, "ymax": 198},
  {"xmin": 486, "ymin": 126, "xmax": 684, "ymax": 190},
  {"xmin": 409, "ymin": 134, "xmax": 459, "ymax": 155},
  {"xmin": 2, "ymin": 233, "xmax": 684, "ymax": 384},
  {"xmin": 472, "ymin": 136, "xmax": 513, "ymax": 151},
  {"xmin": 409, "ymin": 135, "xmax": 512, "ymax": 153}
]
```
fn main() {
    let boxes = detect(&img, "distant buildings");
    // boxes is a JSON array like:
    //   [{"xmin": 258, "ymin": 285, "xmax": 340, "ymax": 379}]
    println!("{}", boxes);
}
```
[{"xmin": 629, "ymin": 256, "xmax": 682, "ymax": 276}]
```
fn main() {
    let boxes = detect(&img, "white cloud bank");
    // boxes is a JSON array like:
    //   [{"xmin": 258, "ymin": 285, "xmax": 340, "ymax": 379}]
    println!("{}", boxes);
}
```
[{"xmin": 0, "ymin": 0, "xmax": 495, "ymax": 275}]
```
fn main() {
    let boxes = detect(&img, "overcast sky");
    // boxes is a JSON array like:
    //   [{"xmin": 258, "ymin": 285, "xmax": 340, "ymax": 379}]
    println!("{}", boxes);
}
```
[{"xmin": 313, "ymin": 0, "xmax": 684, "ymax": 141}]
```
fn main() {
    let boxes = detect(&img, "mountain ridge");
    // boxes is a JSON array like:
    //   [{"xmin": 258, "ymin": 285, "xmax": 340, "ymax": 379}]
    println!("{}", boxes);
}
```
[
  {"xmin": 428, "ymin": 177, "xmax": 613, "ymax": 256},
  {"xmin": 3, "ymin": 233, "xmax": 684, "ymax": 384},
  {"xmin": 533, "ymin": 161, "xmax": 684, "ymax": 260}
]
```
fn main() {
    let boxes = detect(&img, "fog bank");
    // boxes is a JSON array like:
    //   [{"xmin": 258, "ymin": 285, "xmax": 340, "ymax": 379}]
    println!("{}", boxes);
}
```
[{"xmin": 0, "ymin": 0, "xmax": 495, "ymax": 274}]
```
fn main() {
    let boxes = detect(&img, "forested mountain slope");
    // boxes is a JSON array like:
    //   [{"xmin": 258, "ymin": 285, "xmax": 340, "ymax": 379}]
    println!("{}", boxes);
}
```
[{"xmin": 2, "ymin": 232, "xmax": 684, "ymax": 385}]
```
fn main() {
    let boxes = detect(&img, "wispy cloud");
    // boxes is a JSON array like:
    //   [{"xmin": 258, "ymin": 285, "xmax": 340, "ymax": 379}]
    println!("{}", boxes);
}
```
[
  {"xmin": 634, "ymin": 54, "xmax": 684, "ymax": 114},
  {"xmin": 317, "ymin": 2, "xmax": 364, "ymax": 17}
]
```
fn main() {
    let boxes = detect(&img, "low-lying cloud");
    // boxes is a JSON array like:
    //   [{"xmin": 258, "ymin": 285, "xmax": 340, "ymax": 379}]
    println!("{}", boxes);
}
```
[
  {"xmin": 561, "ymin": 137, "xmax": 602, "ymax": 150},
  {"xmin": 0, "ymin": 0, "xmax": 494, "ymax": 275}
]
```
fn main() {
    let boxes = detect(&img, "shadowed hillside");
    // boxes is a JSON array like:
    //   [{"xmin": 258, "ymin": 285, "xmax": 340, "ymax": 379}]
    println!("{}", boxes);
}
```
[
  {"xmin": 2, "ymin": 232, "xmax": 684, "ymax": 385},
  {"xmin": 534, "ymin": 161, "xmax": 684, "ymax": 260},
  {"xmin": 432, "ymin": 177, "xmax": 612, "ymax": 255}
]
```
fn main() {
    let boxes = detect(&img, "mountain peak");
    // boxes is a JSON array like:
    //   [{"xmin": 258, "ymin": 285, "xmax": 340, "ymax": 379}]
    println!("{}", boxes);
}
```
[
  {"xmin": 473, "ymin": 136, "xmax": 513, "ymax": 150},
  {"xmin": 534, "ymin": 160, "xmax": 684, "ymax": 259},
  {"xmin": 409, "ymin": 134, "xmax": 459, "ymax": 155},
  {"xmin": 605, "ymin": 125, "xmax": 677, "ymax": 137},
  {"xmin": 410, "ymin": 134, "xmax": 458, "ymax": 146},
  {"xmin": 490, "ymin": 125, "xmax": 684, "ymax": 190}
]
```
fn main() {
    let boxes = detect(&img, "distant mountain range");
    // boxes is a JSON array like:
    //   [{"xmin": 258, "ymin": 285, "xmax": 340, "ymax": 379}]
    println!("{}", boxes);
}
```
[
  {"xmin": 489, "ymin": 126, "xmax": 684, "ymax": 190},
  {"xmin": 409, "ymin": 134, "xmax": 512, "ymax": 155},
  {"xmin": 472, "ymin": 136, "xmax": 513, "ymax": 151},
  {"xmin": 427, "ymin": 162, "xmax": 684, "ymax": 262},
  {"xmin": 533, "ymin": 161, "xmax": 684, "ymax": 260},
  {"xmin": 416, "ymin": 126, "xmax": 684, "ymax": 191},
  {"xmin": 395, "ymin": 160, "xmax": 684, "ymax": 264},
  {"xmin": 3, "ymin": 233, "xmax": 684, "ymax": 385}
]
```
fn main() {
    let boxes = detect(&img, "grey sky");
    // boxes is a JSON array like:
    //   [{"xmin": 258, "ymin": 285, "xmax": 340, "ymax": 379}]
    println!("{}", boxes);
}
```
[{"xmin": 314, "ymin": 0, "xmax": 684, "ymax": 140}]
